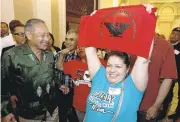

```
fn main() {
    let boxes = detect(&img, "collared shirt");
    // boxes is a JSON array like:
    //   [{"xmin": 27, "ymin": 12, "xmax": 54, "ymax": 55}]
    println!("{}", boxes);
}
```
[
  {"xmin": 64, "ymin": 50, "xmax": 80, "ymax": 62},
  {"xmin": 0, "ymin": 34, "xmax": 16, "ymax": 56},
  {"xmin": 1, "ymin": 42, "xmax": 56, "ymax": 109}
]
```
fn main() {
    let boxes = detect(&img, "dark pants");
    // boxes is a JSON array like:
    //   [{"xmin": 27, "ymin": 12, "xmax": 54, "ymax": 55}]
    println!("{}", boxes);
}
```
[
  {"xmin": 57, "ymin": 90, "xmax": 79, "ymax": 122},
  {"xmin": 137, "ymin": 111, "xmax": 160, "ymax": 122},
  {"xmin": 162, "ymin": 80, "xmax": 180, "ymax": 118}
]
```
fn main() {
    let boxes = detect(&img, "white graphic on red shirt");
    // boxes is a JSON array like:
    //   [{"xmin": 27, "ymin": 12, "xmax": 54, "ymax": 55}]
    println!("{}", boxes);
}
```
[{"xmin": 73, "ymin": 69, "xmax": 91, "ymax": 87}]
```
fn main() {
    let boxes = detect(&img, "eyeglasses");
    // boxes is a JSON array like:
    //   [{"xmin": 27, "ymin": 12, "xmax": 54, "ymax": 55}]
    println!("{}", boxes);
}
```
[{"xmin": 13, "ymin": 32, "xmax": 25, "ymax": 37}]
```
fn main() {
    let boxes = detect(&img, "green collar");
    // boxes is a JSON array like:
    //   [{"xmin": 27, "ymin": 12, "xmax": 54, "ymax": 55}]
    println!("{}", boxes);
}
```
[{"xmin": 20, "ymin": 42, "xmax": 49, "ymax": 55}]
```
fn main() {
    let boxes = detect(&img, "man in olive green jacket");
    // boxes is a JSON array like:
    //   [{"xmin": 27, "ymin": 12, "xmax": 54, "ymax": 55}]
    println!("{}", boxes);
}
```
[{"xmin": 1, "ymin": 19, "xmax": 58, "ymax": 122}]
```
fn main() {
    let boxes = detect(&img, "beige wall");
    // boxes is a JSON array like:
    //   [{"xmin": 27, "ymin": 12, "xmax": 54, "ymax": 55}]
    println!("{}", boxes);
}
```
[
  {"xmin": 1, "ymin": 0, "xmax": 15, "ymax": 24},
  {"xmin": 14, "ymin": 0, "xmax": 33, "ymax": 24},
  {"xmin": 151, "ymin": 2, "xmax": 180, "ymax": 40},
  {"xmin": 32, "ymin": 0, "xmax": 52, "ymax": 32},
  {"xmin": 51, "ymin": 0, "xmax": 60, "ymax": 47}
]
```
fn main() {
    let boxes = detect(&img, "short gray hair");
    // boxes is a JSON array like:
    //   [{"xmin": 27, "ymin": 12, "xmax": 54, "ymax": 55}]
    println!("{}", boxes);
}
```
[
  {"xmin": 67, "ymin": 29, "xmax": 78, "ymax": 35},
  {"xmin": 25, "ymin": 18, "xmax": 45, "ymax": 32}
]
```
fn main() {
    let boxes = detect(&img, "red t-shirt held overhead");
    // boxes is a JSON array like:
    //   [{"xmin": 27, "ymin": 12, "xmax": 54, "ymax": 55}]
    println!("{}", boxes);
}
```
[{"xmin": 78, "ymin": 5, "xmax": 157, "ymax": 59}]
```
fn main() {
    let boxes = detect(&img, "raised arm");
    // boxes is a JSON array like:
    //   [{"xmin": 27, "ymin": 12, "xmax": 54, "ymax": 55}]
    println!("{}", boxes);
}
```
[
  {"xmin": 56, "ymin": 46, "xmax": 76, "ymax": 70},
  {"xmin": 85, "ymin": 47, "xmax": 101, "ymax": 79},
  {"xmin": 131, "ymin": 40, "xmax": 154, "ymax": 91}
]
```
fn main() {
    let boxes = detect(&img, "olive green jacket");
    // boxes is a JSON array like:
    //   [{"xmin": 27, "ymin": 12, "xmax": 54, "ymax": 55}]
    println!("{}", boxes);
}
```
[{"xmin": 1, "ymin": 42, "xmax": 58, "ymax": 118}]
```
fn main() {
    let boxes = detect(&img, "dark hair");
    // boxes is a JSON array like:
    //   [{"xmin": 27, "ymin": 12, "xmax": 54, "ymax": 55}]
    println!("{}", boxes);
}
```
[
  {"xmin": 172, "ymin": 27, "xmax": 180, "ymax": 33},
  {"xmin": 1, "ymin": 22, "xmax": 8, "ymax": 28},
  {"xmin": 49, "ymin": 33, "xmax": 54, "ymax": 46},
  {"xmin": 9, "ymin": 20, "xmax": 24, "ymax": 33},
  {"xmin": 25, "ymin": 18, "xmax": 45, "ymax": 32},
  {"xmin": 107, "ymin": 51, "xmax": 130, "ymax": 67}
]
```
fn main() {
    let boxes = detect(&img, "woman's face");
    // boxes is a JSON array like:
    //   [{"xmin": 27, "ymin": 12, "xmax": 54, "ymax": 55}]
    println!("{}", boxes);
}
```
[{"xmin": 106, "ymin": 56, "xmax": 129, "ymax": 84}]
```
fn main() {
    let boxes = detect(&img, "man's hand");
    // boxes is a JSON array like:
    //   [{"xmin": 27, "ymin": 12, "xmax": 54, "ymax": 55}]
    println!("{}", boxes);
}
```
[
  {"xmin": 60, "ymin": 85, "xmax": 70, "ymax": 95},
  {"xmin": 146, "ymin": 105, "xmax": 159, "ymax": 120},
  {"xmin": 10, "ymin": 96, "xmax": 18, "ymax": 108},
  {"xmin": 2, "ymin": 113, "xmax": 16, "ymax": 122},
  {"xmin": 61, "ymin": 44, "xmax": 77, "ymax": 55}
]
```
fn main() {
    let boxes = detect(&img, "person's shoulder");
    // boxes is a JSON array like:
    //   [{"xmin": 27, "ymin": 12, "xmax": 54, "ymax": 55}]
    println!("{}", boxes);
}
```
[
  {"xmin": 2, "ymin": 45, "xmax": 15, "ymax": 52},
  {"xmin": 155, "ymin": 37, "xmax": 173, "ymax": 50},
  {"xmin": 5, "ymin": 44, "xmax": 30, "ymax": 56},
  {"xmin": 156, "ymin": 37, "xmax": 170, "ymax": 45}
]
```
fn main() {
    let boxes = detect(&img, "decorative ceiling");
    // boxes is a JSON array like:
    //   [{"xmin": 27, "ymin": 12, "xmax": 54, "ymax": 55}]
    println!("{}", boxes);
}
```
[{"xmin": 66, "ymin": 0, "xmax": 96, "ymax": 17}]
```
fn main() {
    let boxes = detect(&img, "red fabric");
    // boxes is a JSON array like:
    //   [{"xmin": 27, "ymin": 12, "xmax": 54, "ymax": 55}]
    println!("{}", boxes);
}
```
[
  {"xmin": 78, "ymin": 5, "xmax": 157, "ymax": 59},
  {"xmin": 63, "ymin": 60, "xmax": 90, "ymax": 112},
  {"xmin": 63, "ymin": 59, "xmax": 106, "ymax": 112}
]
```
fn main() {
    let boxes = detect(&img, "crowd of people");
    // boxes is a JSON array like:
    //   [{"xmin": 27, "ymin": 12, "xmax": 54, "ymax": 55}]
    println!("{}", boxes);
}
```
[{"xmin": 1, "ymin": 4, "xmax": 180, "ymax": 122}]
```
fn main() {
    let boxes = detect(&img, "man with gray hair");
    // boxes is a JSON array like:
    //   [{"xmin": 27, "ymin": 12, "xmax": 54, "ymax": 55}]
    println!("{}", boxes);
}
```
[
  {"xmin": 56, "ymin": 29, "xmax": 80, "ymax": 122},
  {"xmin": 1, "ymin": 18, "xmax": 58, "ymax": 122}
]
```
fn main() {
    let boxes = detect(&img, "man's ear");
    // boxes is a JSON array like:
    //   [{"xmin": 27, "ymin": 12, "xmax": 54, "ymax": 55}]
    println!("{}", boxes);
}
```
[{"xmin": 25, "ymin": 31, "xmax": 32, "ymax": 40}]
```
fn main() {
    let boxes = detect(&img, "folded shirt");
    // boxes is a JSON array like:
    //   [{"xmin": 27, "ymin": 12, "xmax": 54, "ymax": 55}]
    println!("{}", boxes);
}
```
[{"xmin": 78, "ymin": 4, "xmax": 157, "ymax": 58}]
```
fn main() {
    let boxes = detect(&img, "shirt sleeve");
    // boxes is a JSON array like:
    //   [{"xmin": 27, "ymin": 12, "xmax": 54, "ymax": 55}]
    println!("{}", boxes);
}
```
[
  {"xmin": 1, "ymin": 34, "xmax": 16, "ymax": 48},
  {"xmin": 159, "ymin": 45, "xmax": 178, "ymax": 79},
  {"xmin": 1, "ymin": 51, "xmax": 16, "ymax": 96},
  {"xmin": 91, "ymin": 65, "xmax": 106, "ymax": 87}
]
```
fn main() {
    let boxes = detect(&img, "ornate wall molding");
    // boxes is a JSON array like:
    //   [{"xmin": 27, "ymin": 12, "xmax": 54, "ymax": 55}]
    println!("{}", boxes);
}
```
[{"xmin": 66, "ymin": 0, "xmax": 95, "ymax": 17}]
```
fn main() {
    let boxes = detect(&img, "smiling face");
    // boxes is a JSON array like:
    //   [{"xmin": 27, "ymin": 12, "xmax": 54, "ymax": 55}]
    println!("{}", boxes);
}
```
[
  {"xmin": 65, "ymin": 32, "xmax": 78, "ymax": 48},
  {"xmin": 106, "ymin": 55, "xmax": 129, "ymax": 84},
  {"xmin": 12, "ymin": 26, "xmax": 25, "ymax": 45},
  {"xmin": 26, "ymin": 23, "xmax": 50, "ymax": 50},
  {"xmin": 169, "ymin": 31, "xmax": 180, "ymax": 44},
  {"xmin": 1, "ymin": 23, "xmax": 9, "ymax": 36}
]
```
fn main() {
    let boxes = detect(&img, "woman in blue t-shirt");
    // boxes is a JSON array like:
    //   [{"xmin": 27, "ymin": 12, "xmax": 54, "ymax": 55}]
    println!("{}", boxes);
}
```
[{"xmin": 84, "ymin": 41, "xmax": 153, "ymax": 122}]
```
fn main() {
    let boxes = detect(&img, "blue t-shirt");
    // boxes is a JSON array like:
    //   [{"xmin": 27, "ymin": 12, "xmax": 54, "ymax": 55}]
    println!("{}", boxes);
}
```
[{"xmin": 84, "ymin": 66, "xmax": 143, "ymax": 122}]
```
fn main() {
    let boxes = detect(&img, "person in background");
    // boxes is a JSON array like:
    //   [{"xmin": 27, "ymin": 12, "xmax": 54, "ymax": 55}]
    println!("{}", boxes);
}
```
[
  {"xmin": 133, "ymin": 33, "xmax": 177, "ymax": 122},
  {"xmin": 162, "ymin": 27, "xmax": 180, "ymax": 121},
  {"xmin": 160, "ymin": 34, "xmax": 166, "ymax": 40},
  {"xmin": 56, "ymin": 29, "xmax": 79, "ymax": 122},
  {"xmin": 0, "ymin": 22, "xmax": 15, "ymax": 56},
  {"xmin": 57, "ymin": 29, "xmax": 79, "ymax": 68},
  {"xmin": 49, "ymin": 33, "xmax": 61, "ymax": 58},
  {"xmin": 1, "ymin": 20, "xmax": 25, "ymax": 56},
  {"xmin": 62, "ymin": 47, "xmax": 90, "ymax": 122},
  {"xmin": 1, "ymin": 22, "xmax": 9, "ymax": 38},
  {"xmin": 1, "ymin": 20, "xmax": 25, "ymax": 115},
  {"xmin": 63, "ymin": 46, "xmax": 106, "ymax": 122}
]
